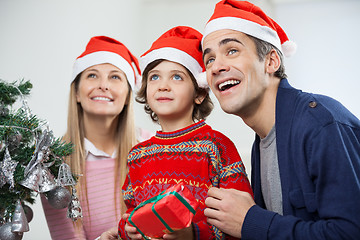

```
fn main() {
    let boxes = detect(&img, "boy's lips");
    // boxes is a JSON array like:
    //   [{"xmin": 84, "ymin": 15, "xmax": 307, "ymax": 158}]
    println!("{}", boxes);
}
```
[{"xmin": 156, "ymin": 97, "xmax": 173, "ymax": 102}]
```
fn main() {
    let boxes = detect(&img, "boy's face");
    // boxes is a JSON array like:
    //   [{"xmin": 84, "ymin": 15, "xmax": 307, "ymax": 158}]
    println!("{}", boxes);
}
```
[
  {"xmin": 146, "ymin": 60, "xmax": 200, "ymax": 129},
  {"xmin": 202, "ymin": 29, "xmax": 269, "ymax": 118}
]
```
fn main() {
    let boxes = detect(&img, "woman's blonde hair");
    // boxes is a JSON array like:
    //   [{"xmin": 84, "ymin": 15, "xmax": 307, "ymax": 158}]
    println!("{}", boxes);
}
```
[{"xmin": 63, "ymin": 73, "xmax": 137, "ymax": 229}]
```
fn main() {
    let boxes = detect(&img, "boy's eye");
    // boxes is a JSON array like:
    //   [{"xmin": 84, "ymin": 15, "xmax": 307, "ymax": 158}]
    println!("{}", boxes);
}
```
[
  {"xmin": 150, "ymin": 74, "xmax": 159, "ymax": 81},
  {"xmin": 173, "ymin": 74, "xmax": 182, "ymax": 81}
]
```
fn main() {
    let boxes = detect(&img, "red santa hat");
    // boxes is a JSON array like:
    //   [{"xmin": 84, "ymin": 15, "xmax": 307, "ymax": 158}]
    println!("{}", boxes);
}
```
[
  {"xmin": 72, "ymin": 36, "xmax": 141, "ymax": 90},
  {"xmin": 140, "ymin": 26, "xmax": 208, "ymax": 89},
  {"xmin": 203, "ymin": 0, "xmax": 296, "ymax": 57}
]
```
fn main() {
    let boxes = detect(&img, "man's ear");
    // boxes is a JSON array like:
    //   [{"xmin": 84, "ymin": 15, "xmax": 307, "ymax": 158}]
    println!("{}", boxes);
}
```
[{"xmin": 265, "ymin": 49, "xmax": 281, "ymax": 74}]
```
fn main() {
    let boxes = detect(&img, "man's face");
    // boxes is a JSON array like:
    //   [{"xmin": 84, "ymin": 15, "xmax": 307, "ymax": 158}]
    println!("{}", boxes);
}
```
[{"xmin": 202, "ymin": 29, "xmax": 269, "ymax": 119}]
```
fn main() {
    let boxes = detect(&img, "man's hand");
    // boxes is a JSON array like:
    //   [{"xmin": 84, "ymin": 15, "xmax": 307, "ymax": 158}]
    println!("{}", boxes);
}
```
[{"xmin": 204, "ymin": 187, "xmax": 255, "ymax": 238}]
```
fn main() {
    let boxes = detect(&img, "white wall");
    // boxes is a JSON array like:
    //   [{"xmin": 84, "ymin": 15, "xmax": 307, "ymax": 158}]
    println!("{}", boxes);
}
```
[{"xmin": 0, "ymin": 0, "xmax": 359, "ymax": 239}]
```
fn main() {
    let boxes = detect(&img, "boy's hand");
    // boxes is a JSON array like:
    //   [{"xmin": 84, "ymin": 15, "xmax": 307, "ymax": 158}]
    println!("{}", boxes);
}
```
[{"xmin": 123, "ymin": 213, "xmax": 143, "ymax": 240}]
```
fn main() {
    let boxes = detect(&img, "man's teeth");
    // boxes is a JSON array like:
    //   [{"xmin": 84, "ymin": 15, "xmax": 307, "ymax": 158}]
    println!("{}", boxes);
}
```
[
  {"xmin": 92, "ymin": 97, "xmax": 111, "ymax": 101},
  {"xmin": 219, "ymin": 80, "xmax": 240, "ymax": 91}
]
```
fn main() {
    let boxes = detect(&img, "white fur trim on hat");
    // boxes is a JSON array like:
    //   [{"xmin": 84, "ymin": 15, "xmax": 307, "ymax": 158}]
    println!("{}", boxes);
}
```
[
  {"xmin": 140, "ymin": 47, "xmax": 202, "ymax": 79},
  {"xmin": 281, "ymin": 40, "xmax": 297, "ymax": 57},
  {"xmin": 195, "ymin": 72, "xmax": 209, "ymax": 89},
  {"xmin": 203, "ymin": 17, "xmax": 283, "ymax": 55},
  {"xmin": 72, "ymin": 51, "xmax": 135, "ymax": 90}
]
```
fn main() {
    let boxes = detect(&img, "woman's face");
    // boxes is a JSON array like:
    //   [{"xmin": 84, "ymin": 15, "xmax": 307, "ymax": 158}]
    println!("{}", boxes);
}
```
[{"xmin": 76, "ymin": 63, "xmax": 130, "ymax": 118}]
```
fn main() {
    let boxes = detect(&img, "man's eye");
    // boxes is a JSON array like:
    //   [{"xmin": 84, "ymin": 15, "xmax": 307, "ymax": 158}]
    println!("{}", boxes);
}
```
[
  {"xmin": 173, "ymin": 74, "xmax": 182, "ymax": 81},
  {"xmin": 228, "ymin": 49, "xmax": 238, "ymax": 55},
  {"xmin": 205, "ymin": 58, "xmax": 214, "ymax": 66}
]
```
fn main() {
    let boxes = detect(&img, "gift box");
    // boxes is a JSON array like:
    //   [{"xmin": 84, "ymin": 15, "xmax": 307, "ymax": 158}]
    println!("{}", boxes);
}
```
[{"xmin": 127, "ymin": 182, "xmax": 199, "ymax": 239}]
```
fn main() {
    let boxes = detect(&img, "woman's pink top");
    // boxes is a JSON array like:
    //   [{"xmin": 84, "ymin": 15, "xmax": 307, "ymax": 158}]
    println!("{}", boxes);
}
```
[{"xmin": 41, "ymin": 129, "xmax": 153, "ymax": 239}]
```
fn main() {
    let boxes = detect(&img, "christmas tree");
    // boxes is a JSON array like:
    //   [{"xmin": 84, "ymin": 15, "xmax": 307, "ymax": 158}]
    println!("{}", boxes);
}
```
[{"xmin": 0, "ymin": 79, "xmax": 81, "ymax": 240}]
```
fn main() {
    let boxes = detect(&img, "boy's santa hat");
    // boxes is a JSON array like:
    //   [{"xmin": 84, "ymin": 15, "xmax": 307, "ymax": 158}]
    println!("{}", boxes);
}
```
[
  {"xmin": 140, "ymin": 26, "xmax": 208, "ymax": 89},
  {"xmin": 203, "ymin": 0, "xmax": 296, "ymax": 57},
  {"xmin": 72, "ymin": 36, "xmax": 141, "ymax": 90}
]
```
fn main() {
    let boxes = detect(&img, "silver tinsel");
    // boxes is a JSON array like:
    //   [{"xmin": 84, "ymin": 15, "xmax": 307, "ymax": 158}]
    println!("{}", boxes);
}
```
[
  {"xmin": 46, "ymin": 187, "xmax": 71, "ymax": 209},
  {"xmin": 67, "ymin": 188, "xmax": 82, "ymax": 221},
  {"xmin": 11, "ymin": 200, "xmax": 29, "ymax": 233},
  {"xmin": 0, "ymin": 223, "xmax": 23, "ymax": 240},
  {"xmin": 0, "ymin": 164, "xmax": 6, "ymax": 188}
]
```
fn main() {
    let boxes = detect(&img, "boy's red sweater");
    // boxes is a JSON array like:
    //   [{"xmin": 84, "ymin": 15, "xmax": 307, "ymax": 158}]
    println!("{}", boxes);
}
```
[{"xmin": 118, "ymin": 120, "xmax": 253, "ymax": 239}]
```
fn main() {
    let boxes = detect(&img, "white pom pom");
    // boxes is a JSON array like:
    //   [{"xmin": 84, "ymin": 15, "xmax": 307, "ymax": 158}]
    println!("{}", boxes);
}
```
[
  {"xmin": 134, "ymin": 74, "xmax": 142, "ymax": 92},
  {"xmin": 282, "ymin": 40, "xmax": 297, "ymax": 57},
  {"xmin": 196, "ymin": 72, "xmax": 209, "ymax": 89}
]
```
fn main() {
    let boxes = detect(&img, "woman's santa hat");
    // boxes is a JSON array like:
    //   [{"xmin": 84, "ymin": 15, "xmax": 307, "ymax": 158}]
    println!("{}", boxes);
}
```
[
  {"xmin": 203, "ymin": 0, "xmax": 296, "ymax": 57},
  {"xmin": 72, "ymin": 36, "xmax": 141, "ymax": 90},
  {"xmin": 140, "ymin": 26, "xmax": 208, "ymax": 89}
]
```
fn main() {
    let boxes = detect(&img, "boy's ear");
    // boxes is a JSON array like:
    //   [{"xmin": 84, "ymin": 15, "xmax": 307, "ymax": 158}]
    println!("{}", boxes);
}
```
[
  {"xmin": 195, "ymin": 92, "xmax": 206, "ymax": 105},
  {"xmin": 265, "ymin": 49, "xmax": 281, "ymax": 74}
]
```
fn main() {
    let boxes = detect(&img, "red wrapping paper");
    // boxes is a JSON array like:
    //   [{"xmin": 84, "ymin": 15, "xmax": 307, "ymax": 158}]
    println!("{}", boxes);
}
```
[{"xmin": 127, "ymin": 182, "xmax": 199, "ymax": 239}]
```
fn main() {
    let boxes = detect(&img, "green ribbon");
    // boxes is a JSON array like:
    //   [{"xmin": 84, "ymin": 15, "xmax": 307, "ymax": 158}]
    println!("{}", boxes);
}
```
[{"xmin": 128, "ymin": 189, "xmax": 196, "ymax": 240}]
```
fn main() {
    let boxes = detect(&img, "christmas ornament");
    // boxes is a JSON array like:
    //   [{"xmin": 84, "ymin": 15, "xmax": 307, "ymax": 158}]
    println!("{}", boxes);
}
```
[
  {"xmin": 0, "ymin": 104, "xmax": 9, "ymax": 116},
  {"xmin": 46, "ymin": 186, "xmax": 71, "ymax": 209},
  {"xmin": 38, "ymin": 166, "xmax": 56, "ymax": 193},
  {"xmin": 56, "ymin": 162, "xmax": 76, "ymax": 187},
  {"xmin": 0, "ymin": 222, "xmax": 23, "ymax": 240},
  {"xmin": 19, "ymin": 164, "xmax": 40, "ymax": 192},
  {"xmin": 67, "ymin": 188, "xmax": 82, "ymax": 221},
  {"xmin": 0, "ymin": 164, "xmax": 6, "ymax": 188},
  {"xmin": 8, "ymin": 132, "xmax": 22, "ymax": 150},
  {"xmin": 11, "ymin": 200, "xmax": 29, "ymax": 233},
  {"xmin": 1, "ymin": 147, "xmax": 18, "ymax": 188},
  {"xmin": 22, "ymin": 205, "xmax": 33, "ymax": 223},
  {"xmin": 0, "ymin": 79, "xmax": 77, "ymax": 237}
]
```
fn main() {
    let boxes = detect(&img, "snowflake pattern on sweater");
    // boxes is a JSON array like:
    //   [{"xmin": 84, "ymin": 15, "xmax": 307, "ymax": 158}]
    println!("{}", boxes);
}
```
[{"xmin": 118, "ymin": 120, "xmax": 253, "ymax": 239}]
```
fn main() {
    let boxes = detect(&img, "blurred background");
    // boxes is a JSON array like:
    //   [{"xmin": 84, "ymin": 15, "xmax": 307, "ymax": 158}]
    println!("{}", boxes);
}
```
[{"xmin": 1, "ymin": 0, "xmax": 359, "ymax": 239}]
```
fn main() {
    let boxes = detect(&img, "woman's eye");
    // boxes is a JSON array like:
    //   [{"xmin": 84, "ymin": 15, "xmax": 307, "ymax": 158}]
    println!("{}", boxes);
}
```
[
  {"xmin": 173, "ymin": 74, "xmax": 182, "ymax": 81},
  {"xmin": 150, "ymin": 74, "xmax": 159, "ymax": 81},
  {"xmin": 88, "ymin": 73, "xmax": 96, "ymax": 78},
  {"xmin": 111, "ymin": 75, "xmax": 121, "ymax": 80}
]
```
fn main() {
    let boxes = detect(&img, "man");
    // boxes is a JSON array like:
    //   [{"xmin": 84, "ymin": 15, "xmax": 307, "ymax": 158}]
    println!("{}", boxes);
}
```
[{"xmin": 202, "ymin": 0, "xmax": 360, "ymax": 239}]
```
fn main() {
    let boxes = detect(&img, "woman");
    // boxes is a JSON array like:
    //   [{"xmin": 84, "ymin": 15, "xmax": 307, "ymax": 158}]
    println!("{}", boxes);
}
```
[{"xmin": 41, "ymin": 36, "xmax": 150, "ymax": 240}]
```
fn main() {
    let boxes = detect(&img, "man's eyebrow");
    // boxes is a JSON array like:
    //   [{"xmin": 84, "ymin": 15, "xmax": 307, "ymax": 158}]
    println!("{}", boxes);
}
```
[
  {"xmin": 203, "ymin": 38, "xmax": 244, "ymax": 60},
  {"xmin": 220, "ymin": 38, "xmax": 243, "ymax": 46},
  {"xmin": 203, "ymin": 48, "xmax": 211, "ymax": 60}
]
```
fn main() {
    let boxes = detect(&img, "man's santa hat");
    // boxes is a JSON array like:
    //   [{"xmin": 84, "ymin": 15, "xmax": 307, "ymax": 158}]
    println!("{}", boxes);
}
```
[
  {"xmin": 203, "ymin": 0, "xmax": 296, "ymax": 57},
  {"xmin": 140, "ymin": 26, "xmax": 208, "ymax": 89},
  {"xmin": 72, "ymin": 36, "xmax": 141, "ymax": 90}
]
